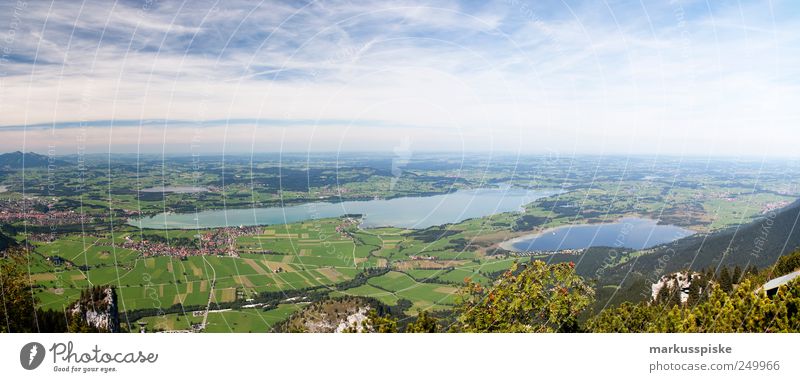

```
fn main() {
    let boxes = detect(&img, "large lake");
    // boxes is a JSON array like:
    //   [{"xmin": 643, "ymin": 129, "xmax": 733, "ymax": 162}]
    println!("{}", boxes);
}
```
[
  {"xmin": 129, "ymin": 188, "xmax": 560, "ymax": 230},
  {"xmin": 502, "ymin": 217, "xmax": 694, "ymax": 252},
  {"xmin": 139, "ymin": 186, "xmax": 210, "ymax": 193}
]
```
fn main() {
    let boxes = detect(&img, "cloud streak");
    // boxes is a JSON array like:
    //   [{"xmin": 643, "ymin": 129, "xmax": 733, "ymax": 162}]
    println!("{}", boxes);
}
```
[{"xmin": 0, "ymin": 0, "xmax": 797, "ymax": 157}]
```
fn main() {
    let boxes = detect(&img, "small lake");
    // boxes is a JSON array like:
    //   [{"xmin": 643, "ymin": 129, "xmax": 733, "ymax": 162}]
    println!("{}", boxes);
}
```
[
  {"xmin": 139, "ymin": 186, "xmax": 210, "ymax": 193},
  {"xmin": 502, "ymin": 217, "xmax": 694, "ymax": 252},
  {"xmin": 129, "ymin": 187, "xmax": 560, "ymax": 230}
]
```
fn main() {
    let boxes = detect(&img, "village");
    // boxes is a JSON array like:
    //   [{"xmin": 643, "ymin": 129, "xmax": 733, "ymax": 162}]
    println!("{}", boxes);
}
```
[
  {"xmin": 0, "ymin": 198, "xmax": 95, "ymax": 226},
  {"xmin": 121, "ymin": 225, "xmax": 263, "ymax": 258}
]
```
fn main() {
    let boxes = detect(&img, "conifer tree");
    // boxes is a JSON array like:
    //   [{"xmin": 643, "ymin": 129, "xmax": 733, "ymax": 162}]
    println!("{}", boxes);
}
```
[
  {"xmin": 732, "ymin": 265, "xmax": 742, "ymax": 284},
  {"xmin": 719, "ymin": 267, "xmax": 733, "ymax": 293},
  {"xmin": 687, "ymin": 278, "xmax": 701, "ymax": 306},
  {"xmin": 406, "ymin": 310, "xmax": 439, "ymax": 333}
]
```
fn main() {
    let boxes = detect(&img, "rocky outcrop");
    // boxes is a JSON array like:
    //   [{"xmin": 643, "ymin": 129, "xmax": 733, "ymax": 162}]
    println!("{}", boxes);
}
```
[
  {"xmin": 281, "ymin": 297, "xmax": 376, "ymax": 333},
  {"xmin": 68, "ymin": 285, "xmax": 120, "ymax": 333}
]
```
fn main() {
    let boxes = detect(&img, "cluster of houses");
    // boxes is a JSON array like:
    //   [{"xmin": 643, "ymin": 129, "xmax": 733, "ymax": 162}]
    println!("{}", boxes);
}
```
[
  {"xmin": 761, "ymin": 200, "xmax": 790, "ymax": 214},
  {"xmin": 0, "ymin": 198, "xmax": 94, "ymax": 226},
  {"xmin": 333, "ymin": 217, "xmax": 359, "ymax": 239},
  {"xmin": 410, "ymin": 255, "xmax": 436, "ymax": 261},
  {"xmin": 511, "ymin": 248, "xmax": 584, "ymax": 257},
  {"xmin": 122, "ymin": 226, "xmax": 262, "ymax": 258}
]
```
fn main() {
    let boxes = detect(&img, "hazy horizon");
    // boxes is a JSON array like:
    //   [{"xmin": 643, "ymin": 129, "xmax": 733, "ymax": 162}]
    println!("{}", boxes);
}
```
[
  {"xmin": 0, "ymin": 0, "xmax": 798, "ymax": 157},
  {"xmin": 5, "ymin": 149, "xmax": 800, "ymax": 162}
]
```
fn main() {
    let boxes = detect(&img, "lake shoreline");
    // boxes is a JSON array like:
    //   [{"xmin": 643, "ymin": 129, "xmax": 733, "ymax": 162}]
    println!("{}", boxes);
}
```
[
  {"xmin": 498, "ymin": 216, "xmax": 696, "ymax": 252},
  {"xmin": 129, "ymin": 187, "xmax": 562, "ymax": 230}
]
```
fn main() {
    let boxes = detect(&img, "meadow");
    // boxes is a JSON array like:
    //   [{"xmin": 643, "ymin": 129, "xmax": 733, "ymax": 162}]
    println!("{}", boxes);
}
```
[{"xmin": 8, "ymin": 154, "xmax": 799, "ymax": 332}]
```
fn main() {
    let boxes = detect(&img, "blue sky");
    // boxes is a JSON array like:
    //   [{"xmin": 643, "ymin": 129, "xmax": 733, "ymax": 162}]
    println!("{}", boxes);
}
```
[{"xmin": 0, "ymin": 0, "xmax": 797, "ymax": 157}]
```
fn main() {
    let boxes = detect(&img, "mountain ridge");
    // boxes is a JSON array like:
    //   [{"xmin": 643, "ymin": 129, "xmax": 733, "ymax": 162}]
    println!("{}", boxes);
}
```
[
  {"xmin": 597, "ymin": 198, "xmax": 800, "ymax": 304},
  {"xmin": 0, "ymin": 151, "xmax": 69, "ymax": 168}
]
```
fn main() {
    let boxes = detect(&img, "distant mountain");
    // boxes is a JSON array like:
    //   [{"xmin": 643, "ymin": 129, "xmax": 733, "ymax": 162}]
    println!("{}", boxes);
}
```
[
  {"xmin": 598, "ymin": 199, "xmax": 800, "ymax": 303},
  {"xmin": 0, "ymin": 151, "xmax": 67, "ymax": 168}
]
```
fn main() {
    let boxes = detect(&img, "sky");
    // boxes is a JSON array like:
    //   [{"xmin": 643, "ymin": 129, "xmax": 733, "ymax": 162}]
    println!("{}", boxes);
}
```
[{"xmin": 0, "ymin": 0, "xmax": 797, "ymax": 157}]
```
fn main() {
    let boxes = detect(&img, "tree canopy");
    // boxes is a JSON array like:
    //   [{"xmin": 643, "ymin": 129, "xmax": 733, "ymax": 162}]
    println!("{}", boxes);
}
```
[
  {"xmin": 454, "ymin": 261, "xmax": 594, "ymax": 333},
  {"xmin": 588, "ymin": 278, "xmax": 800, "ymax": 333}
]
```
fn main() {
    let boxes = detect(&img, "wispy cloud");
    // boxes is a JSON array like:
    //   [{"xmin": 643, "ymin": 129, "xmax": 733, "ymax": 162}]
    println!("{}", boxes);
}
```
[{"xmin": 0, "ymin": 0, "xmax": 797, "ymax": 156}]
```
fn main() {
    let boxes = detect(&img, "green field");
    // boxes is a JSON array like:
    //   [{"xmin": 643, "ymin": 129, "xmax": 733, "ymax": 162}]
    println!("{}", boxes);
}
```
[
  {"xmin": 10, "ymin": 154, "xmax": 799, "ymax": 331},
  {"xmin": 134, "ymin": 304, "xmax": 303, "ymax": 333}
]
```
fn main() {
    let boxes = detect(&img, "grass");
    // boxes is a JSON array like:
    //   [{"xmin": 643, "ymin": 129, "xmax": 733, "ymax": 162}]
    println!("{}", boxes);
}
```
[
  {"xmin": 204, "ymin": 305, "xmax": 303, "ymax": 333},
  {"xmin": 331, "ymin": 284, "xmax": 400, "ymax": 306},
  {"xmin": 27, "ymin": 217, "xmax": 518, "ymax": 316}
]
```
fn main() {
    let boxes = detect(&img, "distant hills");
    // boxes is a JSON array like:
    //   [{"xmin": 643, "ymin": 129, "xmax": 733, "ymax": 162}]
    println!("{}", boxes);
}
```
[{"xmin": 0, "ymin": 151, "xmax": 68, "ymax": 168}]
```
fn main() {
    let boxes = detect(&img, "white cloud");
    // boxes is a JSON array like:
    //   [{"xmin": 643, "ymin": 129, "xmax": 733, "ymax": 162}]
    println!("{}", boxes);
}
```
[{"xmin": 0, "ymin": 0, "xmax": 797, "ymax": 157}]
